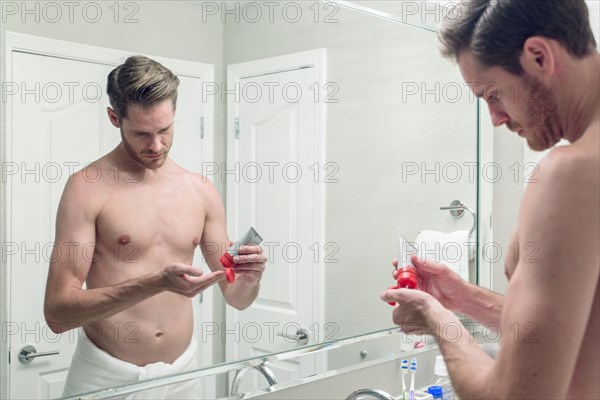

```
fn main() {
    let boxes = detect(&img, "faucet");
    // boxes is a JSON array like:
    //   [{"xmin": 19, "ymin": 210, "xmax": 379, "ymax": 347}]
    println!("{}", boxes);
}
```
[
  {"xmin": 345, "ymin": 388, "xmax": 396, "ymax": 400},
  {"xmin": 346, "ymin": 388, "xmax": 395, "ymax": 400},
  {"xmin": 230, "ymin": 364, "xmax": 278, "ymax": 398}
]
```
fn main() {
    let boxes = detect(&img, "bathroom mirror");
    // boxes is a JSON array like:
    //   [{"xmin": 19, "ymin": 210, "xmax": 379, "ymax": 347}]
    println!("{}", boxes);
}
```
[{"xmin": 1, "ymin": 0, "xmax": 483, "ymax": 398}]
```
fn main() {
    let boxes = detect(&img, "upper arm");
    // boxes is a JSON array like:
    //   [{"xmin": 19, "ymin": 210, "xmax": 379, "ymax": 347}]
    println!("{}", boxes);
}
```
[
  {"xmin": 44, "ymin": 172, "xmax": 102, "ymax": 313},
  {"xmin": 493, "ymin": 150, "xmax": 599, "ymax": 397},
  {"xmin": 197, "ymin": 176, "xmax": 230, "ymax": 272}
]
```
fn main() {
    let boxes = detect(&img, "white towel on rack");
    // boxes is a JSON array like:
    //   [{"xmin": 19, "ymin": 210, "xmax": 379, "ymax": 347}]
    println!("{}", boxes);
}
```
[{"xmin": 415, "ymin": 230, "xmax": 470, "ymax": 281}]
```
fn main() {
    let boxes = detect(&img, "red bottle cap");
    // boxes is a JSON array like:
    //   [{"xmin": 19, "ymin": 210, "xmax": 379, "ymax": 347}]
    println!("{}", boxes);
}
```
[
  {"xmin": 225, "ymin": 267, "xmax": 235, "ymax": 283},
  {"xmin": 387, "ymin": 266, "xmax": 419, "ymax": 306},
  {"xmin": 397, "ymin": 266, "xmax": 418, "ymax": 289},
  {"xmin": 220, "ymin": 252, "xmax": 235, "ymax": 282}
]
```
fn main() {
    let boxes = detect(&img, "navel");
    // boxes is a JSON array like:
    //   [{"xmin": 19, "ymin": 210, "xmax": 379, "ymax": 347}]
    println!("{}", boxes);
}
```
[{"xmin": 155, "ymin": 330, "xmax": 163, "ymax": 338}]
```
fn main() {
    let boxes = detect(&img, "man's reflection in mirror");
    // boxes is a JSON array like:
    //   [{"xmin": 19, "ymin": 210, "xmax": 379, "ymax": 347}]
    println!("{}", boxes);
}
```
[{"xmin": 43, "ymin": 55, "xmax": 267, "ymax": 398}]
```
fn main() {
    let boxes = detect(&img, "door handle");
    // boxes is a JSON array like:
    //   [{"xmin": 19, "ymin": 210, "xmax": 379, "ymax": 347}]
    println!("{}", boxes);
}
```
[
  {"xmin": 18, "ymin": 345, "xmax": 59, "ymax": 364},
  {"xmin": 277, "ymin": 328, "xmax": 308, "ymax": 344}
]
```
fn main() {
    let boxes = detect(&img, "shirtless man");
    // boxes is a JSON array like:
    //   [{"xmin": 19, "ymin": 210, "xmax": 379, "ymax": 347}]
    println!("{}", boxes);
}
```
[
  {"xmin": 44, "ymin": 56, "xmax": 267, "ymax": 397},
  {"xmin": 381, "ymin": 0, "xmax": 599, "ymax": 398}
]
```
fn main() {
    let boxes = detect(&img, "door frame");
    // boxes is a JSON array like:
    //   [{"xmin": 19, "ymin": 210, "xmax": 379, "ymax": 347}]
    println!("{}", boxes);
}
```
[
  {"xmin": 225, "ymin": 48, "xmax": 327, "ymax": 372},
  {"xmin": 1, "ymin": 31, "xmax": 214, "ymax": 399}
]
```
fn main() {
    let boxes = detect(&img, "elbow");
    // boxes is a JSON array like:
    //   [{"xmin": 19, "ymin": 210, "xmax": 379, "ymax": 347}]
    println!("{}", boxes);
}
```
[
  {"xmin": 223, "ymin": 285, "xmax": 259, "ymax": 310},
  {"xmin": 227, "ymin": 299, "xmax": 251, "ymax": 311},
  {"xmin": 44, "ymin": 301, "xmax": 70, "ymax": 334},
  {"xmin": 224, "ymin": 293, "xmax": 254, "ymax": 310},
  {"xmin": 236, "ymin": 302, "xmax": 251, "ymax": 311},
  {"xmin": 47, "ymin": 322, "xmax": 67, "ymax": 335},
  {"xmin": 44, "ymin": 313, "xmax": 65, "ymax": 334}
]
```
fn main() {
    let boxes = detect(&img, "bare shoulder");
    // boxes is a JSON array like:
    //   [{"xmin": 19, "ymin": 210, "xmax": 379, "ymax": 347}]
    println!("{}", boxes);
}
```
[
  {"xmin": 538, "ymin": 134, "xmax": 599, "ymax": 189},
  {"xmin": 182, "ymin": 170, "xmax": 224, "ymax": 207},
  {"xmin": 523, "ymin": 140, "xmax": 598, "ymax": 213},
  {"xmin": 60, "ymin": 159, "xmax": 110, "ymax": 216},
  {"xmin": 518, "ymin": 137, "xmax": 599, "ymax": 269}
]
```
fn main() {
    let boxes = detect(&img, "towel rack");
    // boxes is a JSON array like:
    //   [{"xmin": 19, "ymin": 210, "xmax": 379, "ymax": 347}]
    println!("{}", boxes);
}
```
[
  {"xmin": 440, "ymin": 200, "xmax": 477, "ymax": 263},
  {"xmin": 439, "ymin": 200, "xmax": 476, "ymax": 238}
]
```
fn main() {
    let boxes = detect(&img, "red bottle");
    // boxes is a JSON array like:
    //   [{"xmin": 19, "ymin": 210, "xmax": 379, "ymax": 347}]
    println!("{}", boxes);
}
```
[
  {"xmin": 396, "ymin": 265, "xmax": 418, "ymax": 289},
  {"xmin": 220, "ymin": 227, "xmax": 263, "ymax": 283},
  {"xmin": 388, "ymin": 235, "xmax": 419, "ymax": 306}
]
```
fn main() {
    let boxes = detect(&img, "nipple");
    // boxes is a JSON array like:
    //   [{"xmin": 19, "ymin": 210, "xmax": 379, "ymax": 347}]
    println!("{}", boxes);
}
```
[
  {"xmin": 192, "ymin": 237, "xmax": 200, "ymax": 247},
  {"xmin": 118, "ymin": 235, "xmax": 131, "ymax": 245}
]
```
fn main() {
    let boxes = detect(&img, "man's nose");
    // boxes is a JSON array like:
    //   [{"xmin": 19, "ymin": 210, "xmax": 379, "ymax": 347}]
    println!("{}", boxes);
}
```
[
  {"xmin": 148, "ymin": 135, "xmax": 162, "ymax": 153},
  {"xmin": 487, "ymin": 103, "xmax": 509, "ymax": 127}
]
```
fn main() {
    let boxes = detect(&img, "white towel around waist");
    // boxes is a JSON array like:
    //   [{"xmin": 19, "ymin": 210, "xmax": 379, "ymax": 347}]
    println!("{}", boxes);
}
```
[{"xmin": 62, "ymin": 328, "xmax": 201, "ymax": 399}]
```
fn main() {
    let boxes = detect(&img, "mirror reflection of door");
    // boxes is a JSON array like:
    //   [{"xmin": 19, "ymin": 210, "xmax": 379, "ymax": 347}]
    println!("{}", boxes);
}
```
[
  {"xmin": 225, "ymin": 50, "xmax": 326, "ymax": 391},
  {"xmin": 6, "ymin": 34, "xmax": 214, "ymax": 399}
]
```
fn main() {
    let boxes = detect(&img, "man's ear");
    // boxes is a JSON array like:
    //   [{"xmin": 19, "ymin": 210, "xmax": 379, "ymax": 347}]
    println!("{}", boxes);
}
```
[
  {"xmin": 519, "ymin": 36, "xmax": 556, "ymax": 79},
  {"xmin": 107, "ymin": 107, "xmax": 121, "ymax": 128}
]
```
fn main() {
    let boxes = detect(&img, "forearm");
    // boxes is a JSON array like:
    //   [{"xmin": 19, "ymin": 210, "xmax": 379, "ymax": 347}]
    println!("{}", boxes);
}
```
[
  {"xmin": 434, "ymin": 309, "xmax": 497, "ymax": 399},
  {"xmin": 45, "ymin": 271, "xmax": 165, "ymax": 333},
  {"xmin": 223, "ymin": 278, "xmax": 260, "ymax": 310},
  {"xmin": 455, "ymin": 282, "xmax": 503, "ymax": 327}
]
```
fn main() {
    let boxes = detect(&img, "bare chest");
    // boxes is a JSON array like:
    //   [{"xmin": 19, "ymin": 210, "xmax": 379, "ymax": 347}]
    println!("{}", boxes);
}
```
[
  {"xmin": 504, "ymin": 240, "xmax": 519, "ymax": 280},
  {"xmin": 95, "ymin": 181, "xmax": 205, "ymax": 262}
]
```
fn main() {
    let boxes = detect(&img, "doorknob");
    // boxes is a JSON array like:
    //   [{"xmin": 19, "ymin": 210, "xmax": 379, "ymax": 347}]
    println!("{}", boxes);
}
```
[
  {"xmin": 277, "ymin": 328, "xmax": 309, "ymax": 344},
  {"xmin": 18, "ymin": 345, "xmax": 59, "ymax": 364}
]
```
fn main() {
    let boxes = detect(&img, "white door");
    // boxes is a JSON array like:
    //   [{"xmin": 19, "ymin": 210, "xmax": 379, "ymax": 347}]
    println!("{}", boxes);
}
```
[
  {"xmin": 5, "ymin": 35, "xmax": 214, "ymax": 399},
  {"xmin": 226, "ymin": 50, "xmax": 326, "ymax": 393}
]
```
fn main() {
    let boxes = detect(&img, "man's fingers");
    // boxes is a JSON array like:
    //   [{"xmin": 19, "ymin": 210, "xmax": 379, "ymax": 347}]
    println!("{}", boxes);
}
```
[
  {"xmin": 380, "ymin": 288, "xmax": 400, "ymax": 303},
  {"xmin": 233, "ymin": 253, "xmax": 267, "ymax": 264},
  {"xmin": 412, "ymin": 256, "xmax": 446, "ymax": 273},
  {"xmin": 186, "ymin": 272, "xmax": 226, "ymax": 297},
  {"xmin": 171, "ymin": 263, "xmax": 203, "ymax": 276},
  {"xmin": 203, "ymin": 270, "xmax": 225, "ymax": 280},
  {"xmin": 175, "ymin": 269, "xmax": 202, "ymax": 280},
  {"xmin": 185, "ymin": 270, "xmax": 224, "ymax": 284},
  {"xmin": 237, "ymin": 245, "xmax": 263, "ymax": 255},
  {"xmin": 232, "ymin": 265, "xmax": 264, "ymax": 273},
  {"xmin": 381, "ymin": 287, "xmax": 423, "ymax": 303},
  {"xmin": 184, "ymin": 268, "xmax": 203, "ymax": 277}
]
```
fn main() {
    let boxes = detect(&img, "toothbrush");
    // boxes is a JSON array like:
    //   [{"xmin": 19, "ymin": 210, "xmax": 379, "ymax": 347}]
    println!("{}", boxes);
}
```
[
  {"xmin": 409, "ymin": 358, "xmax": 417, "ymax": 400},
  {"xmin": 401, "ymin": 359, "xmax": 408, "ymax": 399}
]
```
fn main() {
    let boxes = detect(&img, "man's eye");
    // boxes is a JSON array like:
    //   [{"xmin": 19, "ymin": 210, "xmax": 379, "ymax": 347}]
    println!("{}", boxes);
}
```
[{"xmin": 487, "ymin": 92, "xmax": 499, "ymax": 102}]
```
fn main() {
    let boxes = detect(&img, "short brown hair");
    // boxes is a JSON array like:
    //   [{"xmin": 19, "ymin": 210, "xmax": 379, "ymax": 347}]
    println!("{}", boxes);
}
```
[
  {"xmin": 439, "ymin": 0, "xmax": 597, "ymax": 74},
  {"xmin": 106, "ymin": 55, "xmax": 180, "ymax": 120}
]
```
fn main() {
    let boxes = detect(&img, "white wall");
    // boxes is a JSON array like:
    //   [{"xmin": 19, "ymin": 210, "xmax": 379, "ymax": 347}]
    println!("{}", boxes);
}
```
[
  {"xmin": 3, "ymin": 1, "xmax": 221, "ymax": 62},
  {"xmin": 587, "ymin": 0, "xmax": 600, "ymax": 45}
]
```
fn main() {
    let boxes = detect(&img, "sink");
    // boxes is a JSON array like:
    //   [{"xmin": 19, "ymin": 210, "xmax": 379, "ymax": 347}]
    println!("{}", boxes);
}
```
[{"xmin": 244, "ymin": 345, "xmax": 441, "ymax": 399}]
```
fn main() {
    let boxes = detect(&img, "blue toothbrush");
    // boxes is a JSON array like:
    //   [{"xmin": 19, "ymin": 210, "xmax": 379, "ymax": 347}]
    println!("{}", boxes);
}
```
[
  {"xmin": 409, "ymin": 358, "xmax": 417, "ymax": 400},
  {"xmin": 401, "ymin": 359, "xmax": 408, "ymax": 399}
]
